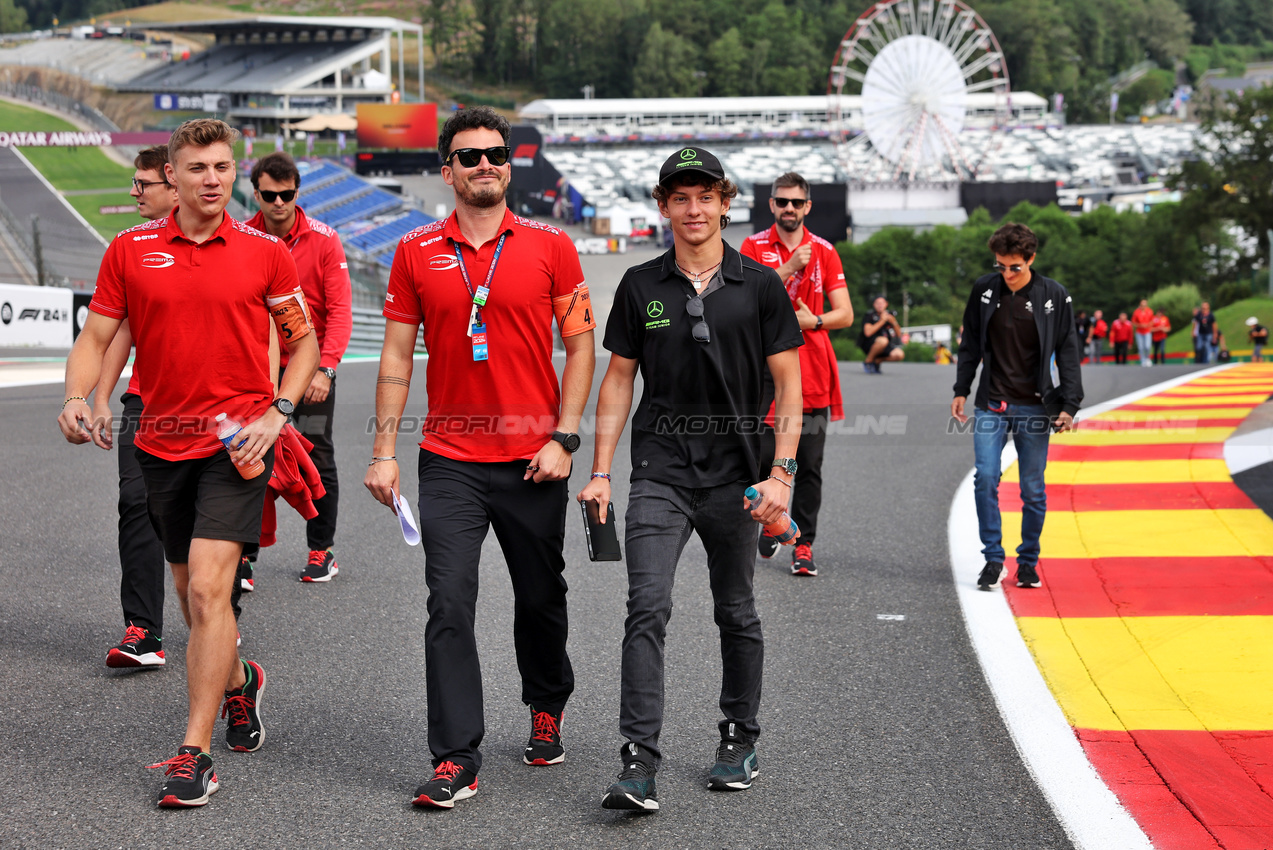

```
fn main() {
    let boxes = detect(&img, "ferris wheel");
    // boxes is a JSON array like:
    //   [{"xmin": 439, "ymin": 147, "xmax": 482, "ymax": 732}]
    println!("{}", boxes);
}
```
[{"xmin": 828, "ymin": 0, "xmax": 1011, "ymax": 181}]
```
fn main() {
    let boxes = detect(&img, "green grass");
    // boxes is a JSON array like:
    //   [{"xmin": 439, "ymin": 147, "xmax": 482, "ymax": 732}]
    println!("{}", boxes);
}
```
[
  {"xmin": 1164, "ymin": 295, "xmax": 1273, "ymax": 353},
  {"xmin": 0, "ymin": 99, "xmax": 134, "ymax": 236},
  {"xmin": 66, "ymin": 192, "xmax": 141, "ymax": 241}
]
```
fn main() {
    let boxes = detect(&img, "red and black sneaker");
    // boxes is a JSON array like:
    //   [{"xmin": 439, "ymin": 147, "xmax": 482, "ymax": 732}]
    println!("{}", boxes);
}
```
[
  {"xmin": 106, "ymin": 623, "xmax": 165, "ymax": 668},
  {"xmin": 237, "ymin": 556, "xmax": 255, "ymax": 592},
  {"xmin": 150, "ymin": 745, "xmax": 218, "ymax": 807},
  {"xmin": 300, "ymin": 549, "xmax": 339, "ymax": 583},
  {"xmin": 791, "ymin": 544, "xmax": 818, "ymax": 577},
  {"xmin": 523, "ymin": 706, "xmax": 565, "ymax": 765},
  {"xmin": 222, "ymin": 659, "xmax": 266, "ymax": 752},
  {"xmin": 413, "ymin": 760, "xmax": 478, "ymax": 808}
]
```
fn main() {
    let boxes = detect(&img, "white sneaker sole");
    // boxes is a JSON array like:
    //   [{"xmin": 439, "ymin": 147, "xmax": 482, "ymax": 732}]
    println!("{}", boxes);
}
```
[
  {"xmin": 301, "ymin": 566, "xmax": 338, "ymax": 583},
  {"xmin": 414, "ymin": 781, "xmax": 478, "ymax": 808},
  {"xmin": 106, "ymin": 650, "xmax": 165, "ymax": 668}
]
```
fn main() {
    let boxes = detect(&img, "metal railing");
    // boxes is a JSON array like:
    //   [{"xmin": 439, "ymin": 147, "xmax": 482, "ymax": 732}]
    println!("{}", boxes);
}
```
[{"xmin": 0, "ymin": 81, "xmax": 121, "ymax": 133}]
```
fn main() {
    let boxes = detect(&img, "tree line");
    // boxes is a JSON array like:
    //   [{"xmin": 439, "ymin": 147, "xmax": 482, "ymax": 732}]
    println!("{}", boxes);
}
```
[
  {"xmin": 834, "ymin": 85, "xmax": 1273, "ymax": 335},
  {"xmin": 6, "ymin": 0, "xmax": 1273, "ymax": 124}
]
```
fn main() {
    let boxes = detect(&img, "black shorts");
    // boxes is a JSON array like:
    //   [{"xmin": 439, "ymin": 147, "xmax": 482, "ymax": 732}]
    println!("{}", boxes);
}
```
[{"xmin": 135, "ymin": 446, "xmax": 274, "ymax": 564}]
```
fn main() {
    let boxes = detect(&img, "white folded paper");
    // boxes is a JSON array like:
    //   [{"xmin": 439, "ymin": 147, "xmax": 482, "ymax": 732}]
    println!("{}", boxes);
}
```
[{"xmin": 393, "ymin": 489, "xmax": 421, "ymax": 546}]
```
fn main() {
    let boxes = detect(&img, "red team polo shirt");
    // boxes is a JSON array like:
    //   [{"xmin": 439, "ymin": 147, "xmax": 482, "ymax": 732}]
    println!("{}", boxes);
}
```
[
  {"xmin": 741, "ymin": 224, "xmax": 847, "ymax": 419},
  {"xmin": 90, "ymin": 210, "xmax": 301, "ymax": 461},
  {"xmin": 245, "ymin": 206, "xmax": 352, "ymax": 370},
  {"xmin": 383, "ymin": 209, "xmax": 592, "ymax": 463}
]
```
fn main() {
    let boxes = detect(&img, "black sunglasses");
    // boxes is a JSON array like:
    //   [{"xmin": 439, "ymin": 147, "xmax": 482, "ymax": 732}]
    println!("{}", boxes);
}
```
[
  {"xmin": 993, "ymin": 262, "xmax": 1026, "ymax": 273},
  {"xmin": 773, "ymin": 197, "xmax": 808, "ymax": 209},
  {"xmin": 259, "ymin": 188, "xmax": 297, "ymax": 204},
  {"xmin": 447, "ymin": 146, "xmax": 511, "ymax": 168},
  {"xmin": 132, "ymin": 178, "xmax": 168, "ymax": 191},
  {"xmin": 686, "ymin": 294, "xmax": 709, "ymax": 343}
]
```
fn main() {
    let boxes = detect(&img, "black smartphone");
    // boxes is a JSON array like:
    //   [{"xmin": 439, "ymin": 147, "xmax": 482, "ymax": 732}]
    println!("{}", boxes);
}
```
[{"xmin": 580, "ymin": 500, "xmax": 622, "ymax": 561}]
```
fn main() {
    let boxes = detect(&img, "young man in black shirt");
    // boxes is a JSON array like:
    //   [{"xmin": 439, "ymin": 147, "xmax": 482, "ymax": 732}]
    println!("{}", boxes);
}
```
[
  {"xmin": 578, "ymin": 147, "xmax": 803, "ymax": 812},
  {"xmin": 951, "ymin": 223, "xmax": 1083, "ymax": 591}
]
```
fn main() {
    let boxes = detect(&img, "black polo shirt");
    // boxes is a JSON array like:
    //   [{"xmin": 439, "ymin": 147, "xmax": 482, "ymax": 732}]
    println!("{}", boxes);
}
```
[{"xmin": 604, "ymin": 242, "xmax": 803, "ymax": 488}]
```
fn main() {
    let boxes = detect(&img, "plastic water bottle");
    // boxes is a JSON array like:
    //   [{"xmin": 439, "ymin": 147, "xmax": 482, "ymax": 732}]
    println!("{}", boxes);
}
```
[
  {"xmin": 744, "ymin": 485, "xmax": 799, "ymax": 545},
  {"xmin": 215, "ymin": 413, "xmax": 265, "ymax": 480}
]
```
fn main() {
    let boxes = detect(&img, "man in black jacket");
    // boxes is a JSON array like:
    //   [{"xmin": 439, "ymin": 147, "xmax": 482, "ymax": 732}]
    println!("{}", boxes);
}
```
[{"xmin": 950, "ymin": 223, "xmax": 1083, "ymax": 591}]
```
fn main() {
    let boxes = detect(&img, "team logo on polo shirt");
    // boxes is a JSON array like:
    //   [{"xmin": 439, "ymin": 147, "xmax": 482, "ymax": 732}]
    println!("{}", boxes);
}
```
[
  {"xmin": 428, "ymin": 254, "xmax": 459, "ymax": 271},
  {"xmin": 141, "ymin": 252, "xmax": 175, "ymax": 269},
  {"xmin": 647, "ymin": 301, "xmax": 663, "ymax": 318}
]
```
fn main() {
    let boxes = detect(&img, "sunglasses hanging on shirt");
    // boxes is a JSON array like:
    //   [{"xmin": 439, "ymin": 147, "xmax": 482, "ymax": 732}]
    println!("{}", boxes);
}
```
[
  {"xmin": 447, "ymin": 146, "xmax": 511, "ymax": 168},
  {"xmin": 685, "ymin": 294, "xmax": 710, "ymax": 343},
  {"xmin": 258, "ymin": 189, "xmax": 297, "ymax": 203}
]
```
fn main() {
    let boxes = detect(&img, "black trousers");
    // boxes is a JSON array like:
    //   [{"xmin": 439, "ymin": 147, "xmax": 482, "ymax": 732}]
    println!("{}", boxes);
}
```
[
  {"xmin": 417, "ymin": 449, "xmax": 574, "ymax": 772},
  {"xmin": 1113, "ymin": 341, "xmax": 1129, "ymax": 364},
  {"xmin": 1153, "ymin": 338, "xmax": 1167, "ymax": 364},
  {"xmin": 117, "ymin": 393, "xmax": 166, "ymax": 635},
  {"xmin": 789, "ymin": 408, "xmax": 830, "ymax": 546},
  {"xmin": 759, "ymin": 406, "xmax": 831, "ymax": 548},
  {"xmin": 291, "ymin": 375, "xmax": 339, "ymax": 551}
]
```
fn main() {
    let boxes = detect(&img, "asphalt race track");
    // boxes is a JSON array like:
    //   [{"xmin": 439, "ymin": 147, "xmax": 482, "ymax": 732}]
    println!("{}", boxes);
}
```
[{"xmin": 0, "ymin": 359, "xmax": 1201, "ymax": 848}]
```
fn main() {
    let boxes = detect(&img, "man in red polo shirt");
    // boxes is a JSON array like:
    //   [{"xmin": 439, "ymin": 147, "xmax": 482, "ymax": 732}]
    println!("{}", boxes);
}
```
[
  {"xmin": 741, "ymin": 171, "xmax": 854, "ymax": 578},
  {"xmin": 58, "ymin": 118, "xmax": 319, "ymax": 808},
  {"xmin": 246, "ymin": 151, "xmax": 352, "ymax": 584},
  {"xmin": 1109, "ymin": 311, "xmax": 1133, "ymax": 365},
  {"xmin": 364, "ymin": 106, "xmax": 595, "ymax": 809}
]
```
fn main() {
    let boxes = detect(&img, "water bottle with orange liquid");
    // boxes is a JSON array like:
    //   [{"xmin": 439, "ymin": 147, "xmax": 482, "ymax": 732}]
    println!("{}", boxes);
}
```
[{"xmin": 215, "ymin": 412, "xmax": 266, "ymax": 480}]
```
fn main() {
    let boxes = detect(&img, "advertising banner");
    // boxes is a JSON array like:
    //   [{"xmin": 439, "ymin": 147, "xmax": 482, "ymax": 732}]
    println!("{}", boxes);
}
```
[
  {"xmin": 0, "ymin": 283, "xmax": 74, "ymax": 347},
  {"xmin": 153, "ymin": 93, "xmax": 230, "ymax": 112},
  {"xmin": 356, "ymin": 103, "xmax": 438, "ymax": 150},
  {"xmin": 0, "ymin": 131, "xmax": 172, "ymax": 148}
]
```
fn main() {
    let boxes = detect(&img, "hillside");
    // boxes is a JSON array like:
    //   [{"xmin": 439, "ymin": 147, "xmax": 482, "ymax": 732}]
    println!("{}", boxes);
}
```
[{"xmin": 1165, "ymin": 296, "xmax": 1273, "ymax": 354}]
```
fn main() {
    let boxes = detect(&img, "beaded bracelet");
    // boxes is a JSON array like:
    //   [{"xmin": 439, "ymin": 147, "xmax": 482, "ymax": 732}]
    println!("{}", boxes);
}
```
[
  {"xmin": 590, "ymin": 472, "xmax": 611, "ymax": 480},
  {"xmin": 62, "ymin": 396, "xmax": 87, "ymax": 410}
]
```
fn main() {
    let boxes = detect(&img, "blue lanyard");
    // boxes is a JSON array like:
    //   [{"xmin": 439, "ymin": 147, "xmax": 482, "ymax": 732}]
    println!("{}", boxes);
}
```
[{"xmin": 452, "ymin": 232, "xmax": 507, "ymax": 310}]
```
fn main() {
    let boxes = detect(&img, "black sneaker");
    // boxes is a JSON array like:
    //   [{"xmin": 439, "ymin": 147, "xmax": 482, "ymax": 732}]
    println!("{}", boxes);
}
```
[
  {"xmin": 601, "ymin": 742, "xmax": 659, "ymax": 812},
  {"xmin": 301, "ymin": 548, "xmax": 338, "ymax": 582},
  {"xmin": 238, "ymin": 556, "xmax": 254, "ymax": 592},
  {"xmin": 757, "ymin": 533, "xmax": 778, "ymax": 560},
  {"xmin": 150, "ymin": 745, "xmax": 218, "ymax": 808},
  {"xmin": 977, "ymin": 561, "xmax": 1004, "ymax": 591},
  {"xmin": 708, "ymin": 722, "xmax": 759, "ymax": 791},
  {"xmin": 413, "ymin": 760, "xmax": 478, "ymax": 808},
  {"xmin": 791, "ymin": 543, "xmax": 817, "ymax": 577},
  {"xmin": 1016, "ymin": 563, "xmax": 1042, "ymax": 588},
  {"xmin": 106, "ymin": 623, "xmax": 165, "ymax": 668},
  {"xmin": 524, "ymin": 706, "xmax": 565, "ymax": 765},
  {"xmin": 222, "ymin": 659, "xmax": 266, "ymax": 752}
]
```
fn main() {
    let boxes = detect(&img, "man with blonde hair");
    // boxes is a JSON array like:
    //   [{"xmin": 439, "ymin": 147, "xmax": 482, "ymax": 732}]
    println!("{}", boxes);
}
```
[{"xmin": 58, "ymin": 119, "xmax": 319, "ymax": 807}]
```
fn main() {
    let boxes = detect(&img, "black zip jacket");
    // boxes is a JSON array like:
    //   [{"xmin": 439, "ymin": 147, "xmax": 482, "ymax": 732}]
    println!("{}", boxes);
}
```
[{"xmin": 953, "ymin": 272, "xmax": 1084, "ymax": 416}]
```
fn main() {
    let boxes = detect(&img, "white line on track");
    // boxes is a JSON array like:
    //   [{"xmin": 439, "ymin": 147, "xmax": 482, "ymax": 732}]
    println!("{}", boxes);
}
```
[{"xmin": 948, "ymin": 363, "xmax": 1235, "ymax": 850}]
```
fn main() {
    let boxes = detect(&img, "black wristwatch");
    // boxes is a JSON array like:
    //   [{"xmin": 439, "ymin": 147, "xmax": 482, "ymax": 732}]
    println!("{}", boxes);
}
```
[
  {"xmin": 271, "ymin": 397, "xmax": 295, "ymax": 417},
  {"xmin": 814, "ymin": 315, "xmax": 824, "ymax": 331},
  {"xmin": 318, "ymin": 367, "xmax": 337, "ymax": 380},
  {"xmin": 551, "ymin": 431, "xmax": 581, "ymax": 453}
]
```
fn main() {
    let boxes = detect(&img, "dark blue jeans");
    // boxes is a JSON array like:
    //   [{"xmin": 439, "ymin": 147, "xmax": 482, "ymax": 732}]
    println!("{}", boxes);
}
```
[
  {"xmin": 972, "ymin": 404, "xmax": 1051, "ymax": 568},
  {"xmin": 620, "ymin": 478, "xmax": 764, "ymax": 766}
]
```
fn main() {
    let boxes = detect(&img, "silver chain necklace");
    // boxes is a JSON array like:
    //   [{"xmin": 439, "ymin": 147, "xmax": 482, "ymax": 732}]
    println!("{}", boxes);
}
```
[{"xmin": 676, "ymin": 259, "xmax": 722, "ymax": 288}]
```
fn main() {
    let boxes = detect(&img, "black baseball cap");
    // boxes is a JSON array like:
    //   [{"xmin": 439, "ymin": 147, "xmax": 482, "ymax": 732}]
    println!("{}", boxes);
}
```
[{"xmin": 658, "ymin": 146, "xmax": 726, "ymax": 186}]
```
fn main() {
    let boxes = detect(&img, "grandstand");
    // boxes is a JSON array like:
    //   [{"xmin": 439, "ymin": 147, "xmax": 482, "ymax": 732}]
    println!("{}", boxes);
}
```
[
  {"xmin": 0, "ymin": 36, "xmax": 162, "ymax": 86},
  {"xmin": 285, "ymin": 160, "xmax": 434, "ymax": 280},
  {"xmin": 519, "ymin": 93, "xmax": 1053, "ymax": 143}
]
